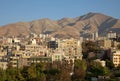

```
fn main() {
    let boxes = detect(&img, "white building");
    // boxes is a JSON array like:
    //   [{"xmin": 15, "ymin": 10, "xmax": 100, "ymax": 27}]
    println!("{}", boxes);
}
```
[
  {"xmin": 107, "ymin": 31, "xmax": 116, "ymax": 39},
  {"xmin": 94, "ymin": 59, "xmax": 106, "ymax": 67},
  {"xmin": 92, "ymin": 31, "xmax": 98, "ymax": 41},
  {"xmin": 13, "ymin": 38, "xmax": 20, "ymax": 43},
  {"xmin": 51, "ymin": 50, "xmax": 64, "ymax": 62},
  {"xmin": 7, "ymin": 38, "xmax": 13, "ymax": 44}
]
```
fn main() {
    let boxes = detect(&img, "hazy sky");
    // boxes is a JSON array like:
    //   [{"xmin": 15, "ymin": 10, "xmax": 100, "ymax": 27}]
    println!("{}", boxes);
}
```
[{"xmin": 0, "ymin": 0, "xmax": 120, "ymax": 26}]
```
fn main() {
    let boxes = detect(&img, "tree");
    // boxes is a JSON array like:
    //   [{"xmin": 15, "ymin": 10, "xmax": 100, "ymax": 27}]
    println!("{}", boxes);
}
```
[
  {"xmin": 37, "ymin": 73, "xmax": 46, "ymax": 81},
  {"xmin": 117, "ymin": 44, "xmax": 120, "ymax": 49},
  {"xmin": 72, "ymin": 59, "xmax": 87, "ymax": 81},
  {"xmin": 82, "ymin": 41, "xmax": 101, "ymax": 59},
  {"xmin": 58, "ymin": 69, "xmax": 71, "ymax": 81},
  {"xmin": 88, "ymin": 61, "xmax": 110, "ymax": 77},
  {"xmin": 15, "ymin": 69, "xmax": 25, "ymax": 81},
  {"xmin": 6, "ymin": 67, "xmax": 23, "ymax": 81},
  {"xmin": 106, "ymin": 59, "xmax": 114, "ymax": 69},
  {"xmin": 0, "ymin": 68, "xmax": 6, "ymax": 81},
  {"xmin": 27, "ymin": 64, "xmax": 37, "ymax": 80},
  {"xmin": 113, "ymin": 65, "xmax": 120, "ymax": 77}
]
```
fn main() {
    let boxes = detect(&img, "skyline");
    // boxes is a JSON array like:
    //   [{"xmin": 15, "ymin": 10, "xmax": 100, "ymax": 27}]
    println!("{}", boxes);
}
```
[{"xmin": 0, "ymin": 0, "xmax": 120, "ymax": 26}]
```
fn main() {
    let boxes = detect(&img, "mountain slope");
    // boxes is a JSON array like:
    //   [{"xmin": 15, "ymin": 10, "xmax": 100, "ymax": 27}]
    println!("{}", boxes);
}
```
[{"xmin": 0, "ymin": 12, "xmax": 120, "ymax": 38}]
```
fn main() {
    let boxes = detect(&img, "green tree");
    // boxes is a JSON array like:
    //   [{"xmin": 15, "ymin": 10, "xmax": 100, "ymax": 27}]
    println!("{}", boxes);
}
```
[
  {"xmin": 15, "ymin": 69, "xmax": 25, "ymax": 81},
  {"xmin": 106, "ymin": 59, "xmax": 114, "ymax": 69},
  {"xmin": 113, "ymin": 65, "xmax": 120, "ymax": 77},
  {"xmin": 36, "ymin": 62, "xmax": 46, "ymax": 73},
  {"xmin": 0, "ymin": 68, "xmax": 6, "ymax": 81},
  {"xmin": 6, "ymin": 67, "xmax": 19, "ymax": 81},
  {"xmin": 72, "ymin": 59, "xmax": 87, "ymax": 81},
  {"xmin": 88, "ymin": 61, "xmax": 110, "ymax": 77},
  {"xmin": 82, "ymin": 41, "xmax": 101, "ymax": 59},
  {"xmin": 27, "ymin": 64, "xmax": 37, "ymax": 80},
  {"xmin": 58, "ymin": 69, "xmax": 71, "ymax": 81},
  {"xmin": 37, "ymin": 73, "xmax": 46, "ymax": 81}
]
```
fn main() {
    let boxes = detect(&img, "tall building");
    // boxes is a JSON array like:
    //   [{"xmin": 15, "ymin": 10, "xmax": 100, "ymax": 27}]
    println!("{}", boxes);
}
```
[
  {"xmin": 92, "ymin": 31, "xmax": 98, "ymax": 40},
  {"xmin": 58, "ymin": 38, "xmax": 83, "ymax": 60},
  {"xmin": 47, "ymin": 41, "xmax": 58, "ymax": 49}
]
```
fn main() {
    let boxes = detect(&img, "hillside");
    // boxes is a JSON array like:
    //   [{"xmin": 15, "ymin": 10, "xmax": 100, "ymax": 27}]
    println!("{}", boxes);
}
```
[{"xmin": 0, "ymin": 12, "xmax": 120, "ymax": 38}]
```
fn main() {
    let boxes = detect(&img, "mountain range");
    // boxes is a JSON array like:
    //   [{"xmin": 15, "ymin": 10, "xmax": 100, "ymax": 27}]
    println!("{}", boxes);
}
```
[{"xmin": 0, "ymin": 12, "xmax": 120, "ymax": 38}]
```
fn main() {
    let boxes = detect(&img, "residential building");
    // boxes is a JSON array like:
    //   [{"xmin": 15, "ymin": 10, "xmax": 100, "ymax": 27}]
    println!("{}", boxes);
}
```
[
  {"xmin": 111, "ymin": 50, "xmax": 120, "ymax": 67},
  {"xmin": 92, "ymin": 31, "xmax": 98, "ymax": 41},
  {"xmin": 47, "ymin": 41, "xmax": 58, "ymax": 49},
  {"xmin": 94, "ymin": 59, "xmax": 106, "ymax": 67},
  {"xmin": 107, "ymin": 31, "xmax": 116, "ymax": 39},
  {"xmin": 97, "ymin": 39, "xmax": 112, "ymax": 49},
  {"xmin": 28, "ymin": 56, "xmax": 52, "ymax": 63},
  {"xmin": 0, "ymin": 62, "xmax": 8, "ymax": 70},
  {"xmin": 51, "ymin": 50, "xmax": 64, "ymax": 62},
  {"xmin": 58, "ymin": 38, "xmax": 82, "ymax": 58}
]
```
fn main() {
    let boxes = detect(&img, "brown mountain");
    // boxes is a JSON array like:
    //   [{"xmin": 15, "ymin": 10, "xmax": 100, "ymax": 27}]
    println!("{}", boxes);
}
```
[{"xmin": 0, "ymin": 12, "xmax": 120, "ymax": 38}]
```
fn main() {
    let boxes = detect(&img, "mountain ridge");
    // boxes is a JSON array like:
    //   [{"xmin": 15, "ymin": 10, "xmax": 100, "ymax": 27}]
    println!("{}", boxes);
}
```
[{"xmin": 0, "ymin": 12, "xmax": 120, "ymax": 38}]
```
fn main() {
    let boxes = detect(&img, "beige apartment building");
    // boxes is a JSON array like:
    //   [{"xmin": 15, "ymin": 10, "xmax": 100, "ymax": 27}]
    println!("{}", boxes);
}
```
[
  {"xmin": 111, "ymin": 51, "xmax": 120, "ymax": 67},
  {"xmin": 0, "ymin": 62, "xmax": 8, "ymax": 70},
  {"xmin": 58, "ymin": 38, "xmax": 82, "ymax": 58},
  {"xmin": 97, "ymin": 39, "xmax": 112, "ymax": 49}
]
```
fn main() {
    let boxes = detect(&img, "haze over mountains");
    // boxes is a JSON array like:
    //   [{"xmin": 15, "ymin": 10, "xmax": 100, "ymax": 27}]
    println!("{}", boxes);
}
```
[{"xmin": 0, "ymin": 12, "xmax": 120, "ymax": 38}]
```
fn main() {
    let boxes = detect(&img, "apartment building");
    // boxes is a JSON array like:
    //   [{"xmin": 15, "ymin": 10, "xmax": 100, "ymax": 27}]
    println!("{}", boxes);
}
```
[
  {"xmin": 107, "ymin": 31, "xmax": 116, "ymax": 39},
  {"xmin": 111, "ymin": 50, "xmax": 120, "ymax": 67},
  {"xmin": 97, "ymin": 39, "xmax": 112, "ymax": 49},
  {"xmin": 58, "ymin": 38, "xmax": 82, "ymax": 59},
  {"xmin": 0, "ymin": 62, "xmax": 8, "ymax": 70}
]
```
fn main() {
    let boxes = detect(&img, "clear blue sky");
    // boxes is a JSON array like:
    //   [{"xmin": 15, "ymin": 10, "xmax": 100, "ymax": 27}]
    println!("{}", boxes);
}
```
[{"xmin": 0, "ymin": 0, "xmax": 120, "ymax": 26}]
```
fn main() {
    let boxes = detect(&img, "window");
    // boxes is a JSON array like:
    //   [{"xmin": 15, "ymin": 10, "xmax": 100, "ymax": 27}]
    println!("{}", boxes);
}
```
[{"xmin": 55, "ymin": 56, "xmax": 58, "ymax": 58}]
